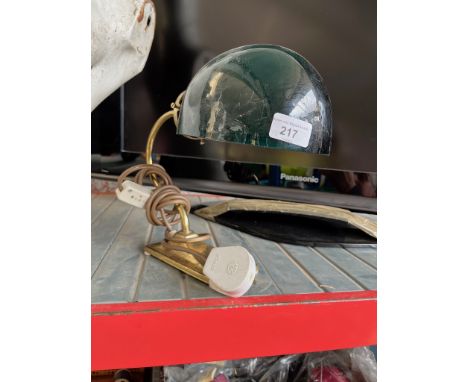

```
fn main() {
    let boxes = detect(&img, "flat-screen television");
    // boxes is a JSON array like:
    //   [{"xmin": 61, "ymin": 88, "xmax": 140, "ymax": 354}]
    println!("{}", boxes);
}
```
[{"xmin": 122, "ymin": 0, "xmax": 375, "ymax": 171}]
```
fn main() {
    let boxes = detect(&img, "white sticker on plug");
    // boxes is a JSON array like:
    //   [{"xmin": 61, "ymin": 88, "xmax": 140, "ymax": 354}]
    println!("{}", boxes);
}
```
[{"xmin": 269, "ymin": 113, "xmax": 312, "ymax": 148}]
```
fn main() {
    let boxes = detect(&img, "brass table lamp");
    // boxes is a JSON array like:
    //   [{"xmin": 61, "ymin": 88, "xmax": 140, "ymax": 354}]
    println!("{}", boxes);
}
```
[{"xmin": 117, "ymin": 44, "xmax": 332, "ymax": 295}]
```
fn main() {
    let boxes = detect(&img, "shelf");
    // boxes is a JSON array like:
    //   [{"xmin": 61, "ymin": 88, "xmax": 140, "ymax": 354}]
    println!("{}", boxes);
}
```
[{"xmin": 91, "ymin": 189, "xmax": 377, "ymax": 371}]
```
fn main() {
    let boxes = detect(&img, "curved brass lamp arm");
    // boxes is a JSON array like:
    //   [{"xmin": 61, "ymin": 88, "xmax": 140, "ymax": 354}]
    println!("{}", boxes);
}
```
[
  {"xmin": 145, "ymin": 110, "xmax": 176, "ymax": 169},
  {"xmin": 145, "ymin": 92, "xmax": 191, "ymax": 234},
  {"xmin": 145, "ymin": 91, "xmax": 186, "ymax": 168}
]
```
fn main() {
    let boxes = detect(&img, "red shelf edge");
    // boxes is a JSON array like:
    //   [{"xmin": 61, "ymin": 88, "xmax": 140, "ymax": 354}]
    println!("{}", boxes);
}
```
[
  {"xmin": 92, "ymin": 290, "xmax": 376, "ymax": 315},
  {"xmin": 92, "ymin": 291, "xmax": 376, "ymax": 371}
]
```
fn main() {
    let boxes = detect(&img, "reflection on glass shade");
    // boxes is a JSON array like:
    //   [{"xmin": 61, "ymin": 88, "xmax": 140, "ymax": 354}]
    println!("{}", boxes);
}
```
[{"xmin": 177, "ymin": 45, "xmax": 332, "ymax": 154}]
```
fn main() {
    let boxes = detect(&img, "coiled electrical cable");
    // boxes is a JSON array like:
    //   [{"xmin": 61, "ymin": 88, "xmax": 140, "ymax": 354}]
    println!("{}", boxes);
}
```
[{"xmin": 117, "ymin": 163, "xmax": 210, "ymax": 245}]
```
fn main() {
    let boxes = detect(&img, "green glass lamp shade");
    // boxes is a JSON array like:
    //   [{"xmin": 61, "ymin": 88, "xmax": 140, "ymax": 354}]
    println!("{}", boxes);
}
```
[{"xmin": 177, "ymin": 45, "xmax": 332, "ymax": 154}]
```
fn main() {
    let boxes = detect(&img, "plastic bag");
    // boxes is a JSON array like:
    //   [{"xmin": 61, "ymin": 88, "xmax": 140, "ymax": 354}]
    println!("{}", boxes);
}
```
[
  {"xmin": 164, "ymin": 362, "xmax": 225, "ymax": 382},
  {"xmin": 258, "ymin": 354, "xmax": 304, "ymax": 382},
  {"xmin": 164, "ymin": 347, "xmax": 376, "ymax": 382},
  {"xmin": 164, "ymin": 357, "xmax": 285, "ymax": 382},
  {"xmin": 349, "ymin": 347, "xmax": 377, "ymax": 382},
  {"xmin": 293, "ymin": 347, "xmax": 377, "ymax": 382}
]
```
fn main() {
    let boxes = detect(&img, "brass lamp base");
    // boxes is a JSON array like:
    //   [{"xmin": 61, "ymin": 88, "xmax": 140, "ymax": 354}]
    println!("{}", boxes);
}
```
[{"xmin": 144, "ymin": 239, "xmax": 212, "ymax": 284}]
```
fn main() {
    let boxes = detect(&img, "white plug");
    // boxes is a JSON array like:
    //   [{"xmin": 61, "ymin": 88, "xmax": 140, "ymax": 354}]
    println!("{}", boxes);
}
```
[
  {"xmin": 203, "ymin": 246, "xmax": 256, "ymax": 298},
  {"xmin": 115, "ymin": 180, "xmax": 152, "ymax": 208}
]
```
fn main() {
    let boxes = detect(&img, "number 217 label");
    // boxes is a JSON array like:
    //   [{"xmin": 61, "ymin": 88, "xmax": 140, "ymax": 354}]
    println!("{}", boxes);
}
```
[{"xmin": 269, "ymin": 113, "xmax": 312, "ymax": 148}]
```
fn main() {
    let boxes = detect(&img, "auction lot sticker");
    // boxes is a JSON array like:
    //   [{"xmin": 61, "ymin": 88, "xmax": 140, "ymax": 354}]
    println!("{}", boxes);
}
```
[{"xmin": 269, "ymin": 113, "xmax": 312, "ymax": 148}]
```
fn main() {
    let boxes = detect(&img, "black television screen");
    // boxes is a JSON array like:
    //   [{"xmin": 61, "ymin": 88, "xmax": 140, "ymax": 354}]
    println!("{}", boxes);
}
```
[{"xmin": 121, "ymin": 0, "xmax": 376, "ymax": 173}]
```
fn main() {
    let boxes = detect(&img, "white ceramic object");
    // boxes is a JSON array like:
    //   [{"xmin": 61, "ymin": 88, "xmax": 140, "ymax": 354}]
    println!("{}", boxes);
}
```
[{"xmin": 91, "ymin": 0, "xmax": 156, "ymax": 110}]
